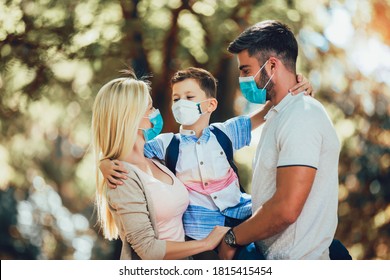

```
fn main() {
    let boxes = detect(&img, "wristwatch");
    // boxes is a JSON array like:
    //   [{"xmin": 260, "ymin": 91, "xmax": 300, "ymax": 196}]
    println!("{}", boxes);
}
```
[{"xmin": 224, "ymin": 228, "xmax": 240, "ymax": 248}]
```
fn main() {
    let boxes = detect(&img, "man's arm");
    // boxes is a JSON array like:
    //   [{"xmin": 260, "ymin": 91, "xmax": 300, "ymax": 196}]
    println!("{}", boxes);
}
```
[{"xmin": 219, "ymin": 165, "xmax": 316, "ymax": 259}]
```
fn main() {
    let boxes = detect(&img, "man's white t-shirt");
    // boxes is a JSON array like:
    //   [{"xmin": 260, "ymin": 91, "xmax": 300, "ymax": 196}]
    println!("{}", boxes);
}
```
[{"xmin": 252, "ymin": 92, "xmax": 340, "ymax": 259}]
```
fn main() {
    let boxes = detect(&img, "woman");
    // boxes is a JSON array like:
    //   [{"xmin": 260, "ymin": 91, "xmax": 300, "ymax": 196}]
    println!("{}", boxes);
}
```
[{"xmin": 91, "ymin": 70, "xmax": 229, "ymax": 260}]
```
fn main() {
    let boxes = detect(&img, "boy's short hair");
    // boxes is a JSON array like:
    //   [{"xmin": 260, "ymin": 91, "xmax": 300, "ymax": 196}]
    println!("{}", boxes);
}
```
[{"xmin": 171, "ymin": 67, "xmax": 217, "ymax": 98}]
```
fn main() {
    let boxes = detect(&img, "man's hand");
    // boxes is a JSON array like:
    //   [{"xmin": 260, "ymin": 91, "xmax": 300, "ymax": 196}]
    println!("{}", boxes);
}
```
[
  {"xmin": 290, "ymin": 74, "xmax": 314, "ymax": 96},
  {"xmin": 218, "ymin": 239, "xmax": 237, "ymax": 260},
  {"xmin": 99, "ymin": 159, "xmax": 128, "ymax": 189}
]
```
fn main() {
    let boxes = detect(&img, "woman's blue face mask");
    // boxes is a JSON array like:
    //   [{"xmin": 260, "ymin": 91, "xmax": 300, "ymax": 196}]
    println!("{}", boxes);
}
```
[
  {"xmin": 238, "ymin": 60, "xmax": 275, "ymax": 104},
  {"xmin": 140, "ymin": 109, "xmax": 163, "ymax": 142}
]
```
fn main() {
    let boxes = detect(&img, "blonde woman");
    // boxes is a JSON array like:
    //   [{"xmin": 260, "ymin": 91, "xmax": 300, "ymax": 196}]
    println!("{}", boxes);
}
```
[{"xmin": 91, "ymin": 70, "xmax": 229, "ymax": 260}]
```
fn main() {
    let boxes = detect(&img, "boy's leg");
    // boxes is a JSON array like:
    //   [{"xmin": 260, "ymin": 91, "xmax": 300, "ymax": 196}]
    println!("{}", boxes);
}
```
[
  {"xmin": 233, "ymin": 243, "xmax": 265, "ymax": 260},
  {"xmin": 224, "ymin": 216, "xmax": 265, "ymax": 260},
  {"xmin": 224, "ymin": 216, "xmax": 246, "ymax": 228},
  {"xmin": 185, "ymin": 236, "xmax": 220, "ymax": 260},
  {"xmin": 191, "ymin": 251, "xmax": 220, "ymax": 260}
]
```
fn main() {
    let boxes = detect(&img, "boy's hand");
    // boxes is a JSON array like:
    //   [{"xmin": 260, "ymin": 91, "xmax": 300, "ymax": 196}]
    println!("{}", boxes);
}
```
[
  {"xmin": 99, "ymin": 159, "xmax": 128, "ymax": 189},
  {"xmin": 290, "ymin": 74, "xmax": 314, "ymax": 96}
]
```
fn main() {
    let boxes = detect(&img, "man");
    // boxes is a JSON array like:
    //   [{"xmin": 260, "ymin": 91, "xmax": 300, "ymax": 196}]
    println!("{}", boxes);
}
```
[{"xmin": 219, "ymin": 20, "xmax": 341, "ymax": 259}]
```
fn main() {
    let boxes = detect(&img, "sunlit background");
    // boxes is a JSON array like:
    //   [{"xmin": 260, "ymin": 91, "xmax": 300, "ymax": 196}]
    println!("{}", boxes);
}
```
[{"xmin": 0, "ymin": 0, "xmax": 389, "ymax": 260}]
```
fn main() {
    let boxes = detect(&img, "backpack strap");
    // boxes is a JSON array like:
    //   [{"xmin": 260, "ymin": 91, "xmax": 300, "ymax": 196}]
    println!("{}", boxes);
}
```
[
  {"xmin": 165, "ymin": 127, "xmax": 245, "ymax": 193},
  {"xmin": 209, "ymin": 125, "xmax": 234, "ymax": 162},
  {"xmin": 165, "ymin": 133, "xmax": 181, "ymax": 175},
  {"xmin": 210, "ymin": 125, "xmax": 245, "ymax": 193}
]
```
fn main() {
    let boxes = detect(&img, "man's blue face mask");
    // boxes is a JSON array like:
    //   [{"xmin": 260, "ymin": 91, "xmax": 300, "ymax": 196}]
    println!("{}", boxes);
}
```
[
  {"xmin": 141, "ymin": 109, "xmax": 163, "ymax": 142},
  {"xmin": 239, "ymin": 60, "xmax": 275, "ymax": 104}
]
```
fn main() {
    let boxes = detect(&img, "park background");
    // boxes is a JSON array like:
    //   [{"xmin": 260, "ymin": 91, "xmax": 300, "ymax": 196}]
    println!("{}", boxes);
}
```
[{"xmin": 0, "ymin": 0, "xmax": 389, "ymax": 260}]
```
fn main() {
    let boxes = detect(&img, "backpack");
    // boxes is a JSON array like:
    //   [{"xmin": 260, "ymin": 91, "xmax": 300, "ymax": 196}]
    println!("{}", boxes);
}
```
[{"xmin": 165, "ymin": 125, "xmax": 245, "ymax": 193}]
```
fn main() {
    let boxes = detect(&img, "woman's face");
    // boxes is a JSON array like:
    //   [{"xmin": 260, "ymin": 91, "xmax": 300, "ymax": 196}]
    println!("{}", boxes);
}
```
[{"xmin": 139, "ymin": 98, "xmax": 154, "ymax": 130}]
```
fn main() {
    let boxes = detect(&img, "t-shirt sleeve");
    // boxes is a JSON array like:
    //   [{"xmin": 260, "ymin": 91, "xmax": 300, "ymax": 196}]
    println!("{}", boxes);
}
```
[
  {"xmin": 144, "ymin": 133, "xmax": 174, "ymax": 160},
  {"xmin": 277, "ymin": 113, "xmax": 322, "ymax": 169},
  {"xmin": 214, "ymin": 115, "xmax": 252, "ymax": 150}
]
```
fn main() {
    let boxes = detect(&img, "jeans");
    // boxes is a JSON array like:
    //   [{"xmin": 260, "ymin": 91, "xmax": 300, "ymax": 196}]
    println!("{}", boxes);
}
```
[{"xmin": 187, "ymin": 216, "xmax": 265, "ymax": 260}]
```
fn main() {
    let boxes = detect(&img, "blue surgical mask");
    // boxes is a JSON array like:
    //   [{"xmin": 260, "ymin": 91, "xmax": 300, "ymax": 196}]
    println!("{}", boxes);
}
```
[
  {"xmin": 140, "ymin": 109, "xmax": 163, "ymax": 141},
  {"xmin": 239, "ymin": 60, "xmax": 274, "ymax": 104}
]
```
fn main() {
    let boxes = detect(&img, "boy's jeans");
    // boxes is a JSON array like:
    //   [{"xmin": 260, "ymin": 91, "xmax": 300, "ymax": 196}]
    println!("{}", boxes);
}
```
[{"xmin": 187, "ymin": 216, "xmax": 265, "ymax": 260}]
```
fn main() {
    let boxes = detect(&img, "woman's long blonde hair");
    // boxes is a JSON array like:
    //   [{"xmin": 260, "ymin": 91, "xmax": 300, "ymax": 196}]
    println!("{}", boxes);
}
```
[{"xmin": 91, "ymin": 70, "xmax": 150, "ymax": 240}]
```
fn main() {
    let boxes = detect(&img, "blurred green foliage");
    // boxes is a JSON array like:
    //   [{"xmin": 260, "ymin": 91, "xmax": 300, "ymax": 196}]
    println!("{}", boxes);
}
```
[{"xmin": 0, "ymin": 0, "xmax": 389, "ymax": 260}]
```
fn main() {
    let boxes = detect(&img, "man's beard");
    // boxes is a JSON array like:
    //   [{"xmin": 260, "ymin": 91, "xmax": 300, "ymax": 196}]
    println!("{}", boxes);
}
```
[{"xmin": 258, "ymin": 68, "xmax": 275, "ymax": 101}]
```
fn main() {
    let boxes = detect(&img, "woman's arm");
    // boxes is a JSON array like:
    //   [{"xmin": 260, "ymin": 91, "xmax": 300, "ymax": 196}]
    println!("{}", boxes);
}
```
[
  {"xmin": 164, "ymin": 226, "xmax": 229, "ymax": 260},
  {"xmin": 108, "ymin": 169, "xmax": 228, "ymax": 260},
  {"xmin": 107, "ymin": 172, "xmax": 166, "ymax": 259}
]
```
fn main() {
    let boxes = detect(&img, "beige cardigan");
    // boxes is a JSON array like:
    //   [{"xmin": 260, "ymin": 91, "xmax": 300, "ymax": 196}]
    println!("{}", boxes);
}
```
[{"xmin": 107, "ymin": 162, "xmax": 166, "ymax": 260}]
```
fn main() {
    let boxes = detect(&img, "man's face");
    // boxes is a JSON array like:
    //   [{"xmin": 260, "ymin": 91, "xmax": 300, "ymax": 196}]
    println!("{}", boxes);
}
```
[
  {"xmin": 237, "ymin": 50, "xmax": 261, "ymax": 78},
  {"xmin": 237, "ymin": 50, "xmax": 275, "ymax": 101}
]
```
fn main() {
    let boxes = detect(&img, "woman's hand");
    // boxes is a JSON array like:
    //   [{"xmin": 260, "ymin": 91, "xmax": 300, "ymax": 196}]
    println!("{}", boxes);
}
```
[
  {"xmin": 203, "ymin": 226, "xmax": 230, "ymax": 251},
  {"xmin": 99, "ymin": 159, "xmax": 128, "ymax": 189},
  {"xmin": 289, "ymin": 74, "xmax": 314, "ymax": 96},
  {"xmin": 218, "ymin": 237, "xmax": 237, "ymax": 260}
]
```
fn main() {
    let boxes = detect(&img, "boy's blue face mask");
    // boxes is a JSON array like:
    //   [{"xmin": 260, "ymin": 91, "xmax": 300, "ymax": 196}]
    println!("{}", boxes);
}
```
[
  {"xmin": 238, "ymin": 60, "xmax": 274, "ymax": 104},
  {"xmin": 141, "ymin": 109, "xmax": 163, "ymax": 142}
]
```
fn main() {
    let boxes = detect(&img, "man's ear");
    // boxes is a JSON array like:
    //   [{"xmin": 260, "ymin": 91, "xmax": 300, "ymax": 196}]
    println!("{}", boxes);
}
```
[
  {"xmin": 207, "ymin": 98, "xmax": 218, "ymax": 113},
  {"xmin": 268, "ymin": 56, "xmax": 278, "ymax": 72}
]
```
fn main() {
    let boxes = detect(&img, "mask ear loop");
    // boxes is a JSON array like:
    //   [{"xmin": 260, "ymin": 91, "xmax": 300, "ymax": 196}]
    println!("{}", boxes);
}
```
[
  {"xmin": 261, "ymin": 71, "xmax": 276, "ymax": 91},
  {"xmin": 197, "ymin": 98, "xmax": 215, "ymax": 114},
  {"xmin": 139, "ymin": 109, "xmax": 154, "ymax": 131},
  {"xmin": 254, "ymin": 60, "xmax": 269, "ymax": 79}
]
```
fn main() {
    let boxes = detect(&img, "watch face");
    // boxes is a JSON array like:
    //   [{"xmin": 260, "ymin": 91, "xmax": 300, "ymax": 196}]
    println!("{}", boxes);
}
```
[{"xmin": 225, "ymin": 230, "xmax": 235, "ymax": 246}]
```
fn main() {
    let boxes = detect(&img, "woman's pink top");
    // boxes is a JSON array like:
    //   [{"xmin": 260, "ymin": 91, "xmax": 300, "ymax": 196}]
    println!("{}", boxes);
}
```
[{"xmin": 132, "ymin": 160, "xmax": 189, "ymax": 241}]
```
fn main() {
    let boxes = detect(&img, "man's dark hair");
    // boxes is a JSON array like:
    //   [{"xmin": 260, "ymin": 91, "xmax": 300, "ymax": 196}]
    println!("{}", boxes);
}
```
[
  {"xmin": 171, "ymin": 67, "xmax": 217, "ymax": 98},
  {"xmin": 228, "ymin": 20, "xmax": 298, "ymax": 73}
]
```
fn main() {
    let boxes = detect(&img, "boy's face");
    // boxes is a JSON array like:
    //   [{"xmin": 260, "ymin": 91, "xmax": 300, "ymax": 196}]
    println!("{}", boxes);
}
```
[
  {"xmin": 171, "ymin": 78, "xmax": 218, "ymax": 128},
  {"xmin": 171, "ymin": 78, "xmax": 209, "ymax": 104}
]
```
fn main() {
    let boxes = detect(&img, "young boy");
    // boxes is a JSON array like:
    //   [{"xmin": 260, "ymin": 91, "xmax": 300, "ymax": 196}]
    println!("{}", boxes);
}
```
[{"xmin": 100, "ymin": 67, "xmax": 311, "ymax": 259}]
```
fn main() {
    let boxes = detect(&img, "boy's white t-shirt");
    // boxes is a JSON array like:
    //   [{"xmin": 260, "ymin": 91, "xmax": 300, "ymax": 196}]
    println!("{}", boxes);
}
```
[{"xmin": 251, "ymin": 92, "xmax": 340, "ymax": 259}]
